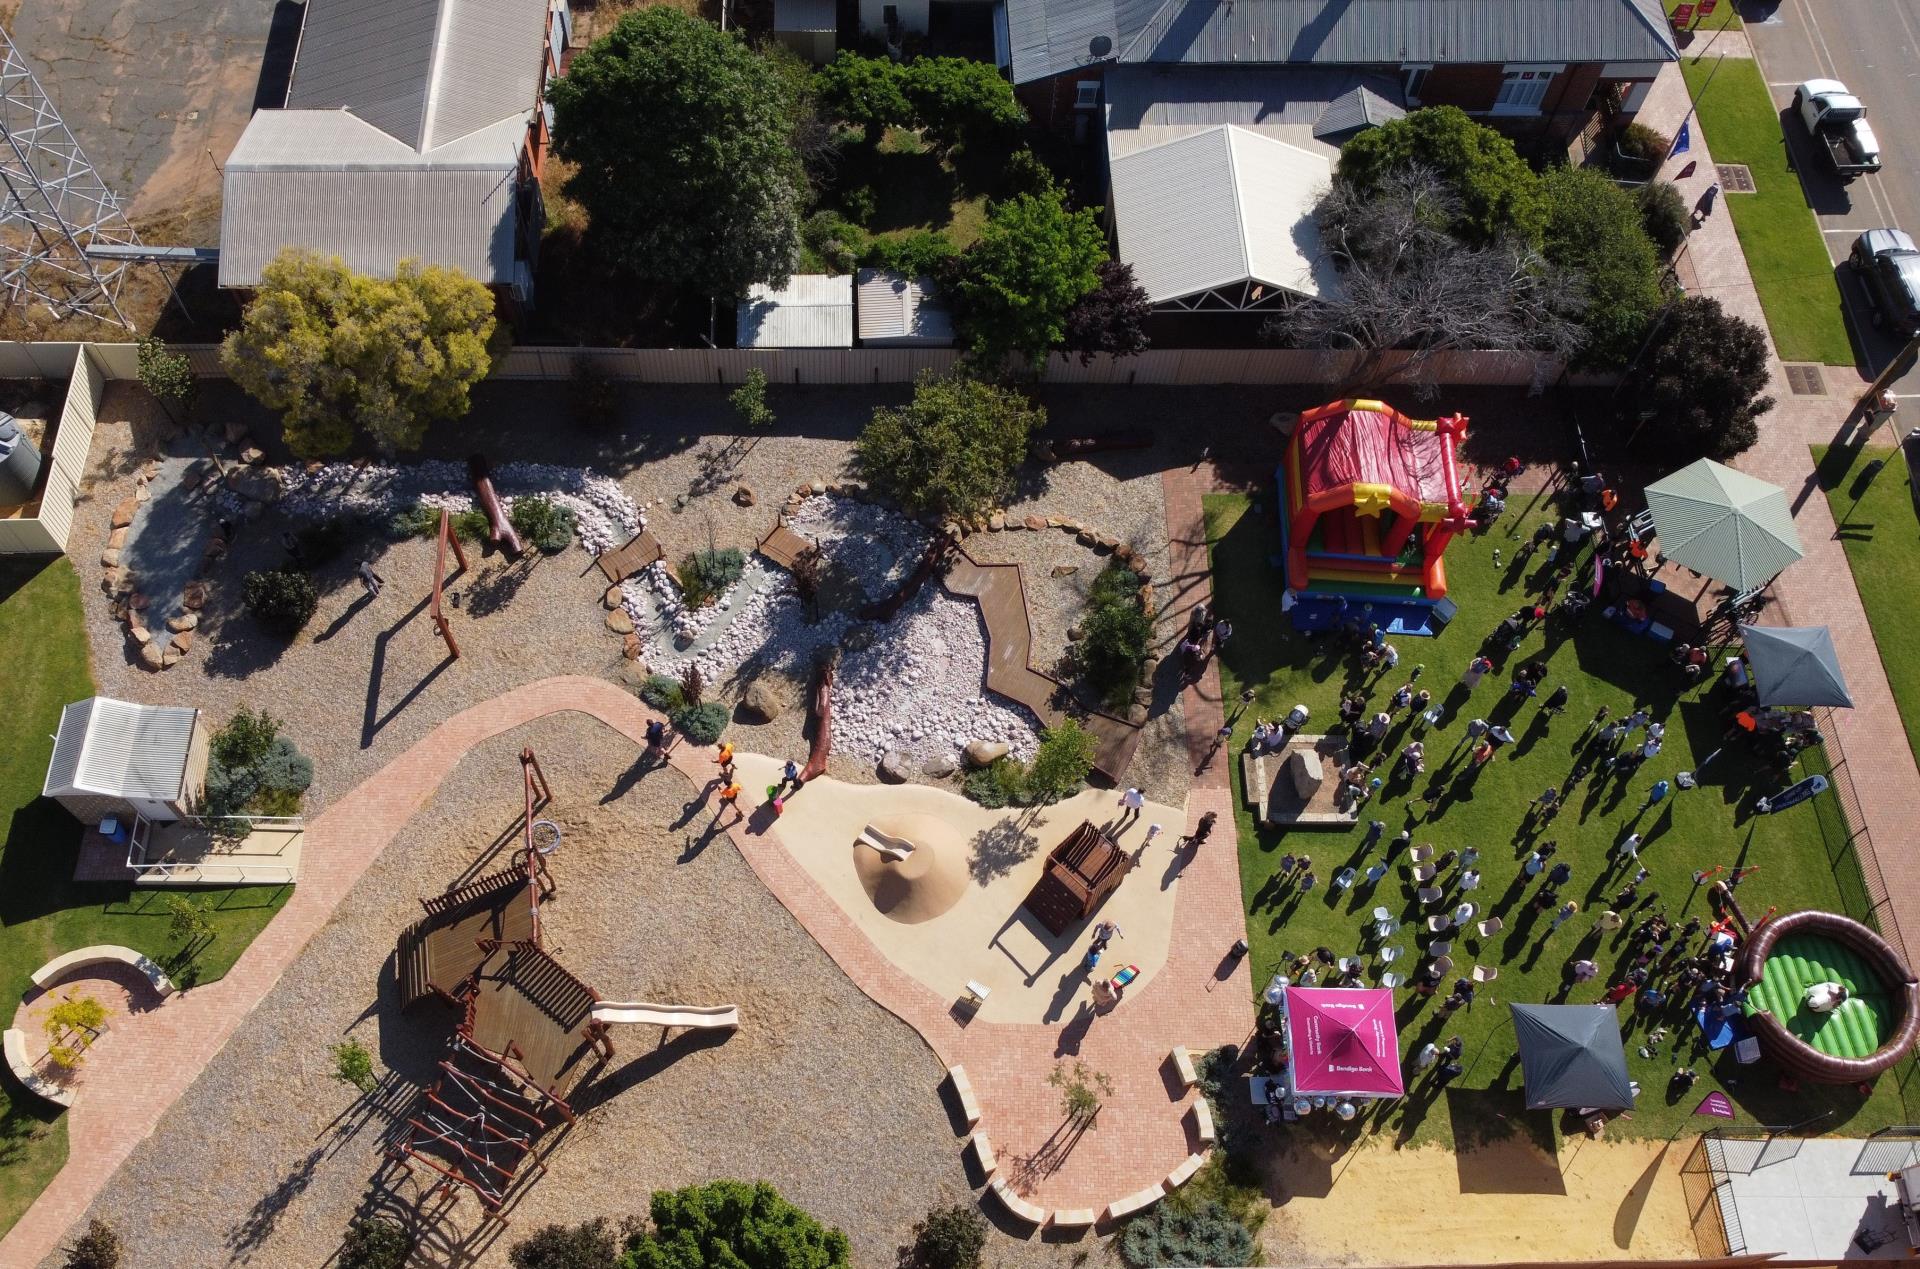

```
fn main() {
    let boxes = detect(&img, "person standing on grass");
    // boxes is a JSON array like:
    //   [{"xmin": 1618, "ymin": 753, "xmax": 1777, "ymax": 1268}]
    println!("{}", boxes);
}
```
[
  {"xmin": 1551, "ymin": 901, "xmax": 1579, "ymax": 931},
  {"xmin": 1543, "ymin": 684, "xmax": 1569, "ymax": 715},
  {"xmin": 1645, "ymin": 778, "xmax": 1671, "ymax": 808},
  {"xmin": 1570, "ymin": 958, "xmax": 1600, "ymax": 984},
  {"xmin": 1462, "ymin": 655, "xmax": 1493, "ymax": 690}
]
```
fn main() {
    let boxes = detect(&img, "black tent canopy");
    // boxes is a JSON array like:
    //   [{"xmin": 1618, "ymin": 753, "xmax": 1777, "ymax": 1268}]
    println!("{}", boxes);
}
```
[{"xmin": 1511, "ymin": 1003, "xmax": 1634, "ymax": 1111}]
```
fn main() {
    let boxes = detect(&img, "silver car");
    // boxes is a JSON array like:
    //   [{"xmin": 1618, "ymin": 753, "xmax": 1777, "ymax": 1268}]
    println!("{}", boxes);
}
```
[{"xmin": 1851, "ymin": 229, "xmax": 1920, "ymax": 337}]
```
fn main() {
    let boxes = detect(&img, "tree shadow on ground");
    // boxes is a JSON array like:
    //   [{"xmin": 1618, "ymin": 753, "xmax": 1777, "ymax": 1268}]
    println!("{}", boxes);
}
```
[{"xmin": 968, "ymin": 815, "xmax": 1040, "ymax": 883}]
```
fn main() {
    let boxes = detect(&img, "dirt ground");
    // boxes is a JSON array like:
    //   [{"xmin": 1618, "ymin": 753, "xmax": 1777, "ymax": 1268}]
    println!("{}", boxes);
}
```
[
  {"xmin": 1257, "ymin": 1136, "xmax": 1697, "ymax": 1265},
  {"xmin": 51, "ymin": 716, "xmax": 1102, "ymax": 1269}
]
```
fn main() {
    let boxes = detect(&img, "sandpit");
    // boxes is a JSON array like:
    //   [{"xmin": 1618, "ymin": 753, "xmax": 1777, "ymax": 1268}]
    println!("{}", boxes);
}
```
[{"xmin": 852, "ymin": 814, "xmax": 970, "ymax": 924}]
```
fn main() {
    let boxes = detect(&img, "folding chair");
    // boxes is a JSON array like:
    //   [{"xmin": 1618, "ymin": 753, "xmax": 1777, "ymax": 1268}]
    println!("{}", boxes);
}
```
[
  {"xmin": 1426, "ymin": 940, "xmax": 1452, "ymax": 960},
  {"xmin": 1430, "ymin": 955, "xmax": 1455, "ymax": 977},
  {"xmin": 1476, "ymin": 916, "xmax": 1505, "ymax": 939},
  {"xmin": 1416, "ymin": 887, "xmax": 1443, "ymax": 906},
  {"xmin": 1409, "ymin": 845, "xmax": 1433, "ymax": 864},
  {"xmin": 1472, "ymin": 965, "xmax": 1499, "ymax": 984},
  {"xmin": 1410, "ymin": 864, "xmax": 1437, "ymax": 883},
  {"xmin": 1381, "ymin": 971, "xmax": 1405, "ymax": 989},
  {"xmin": 1427, "ymin": 914, "xmax": 1452, "ymax": 933}
]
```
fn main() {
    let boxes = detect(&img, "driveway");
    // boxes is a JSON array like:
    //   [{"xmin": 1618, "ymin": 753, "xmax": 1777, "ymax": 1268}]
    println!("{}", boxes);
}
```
[
  {"xmin": 1743, "ymin": 0, "xmax": 1920, "ymax": 400},
  {"xmin": 7, "ymin": 0, "xmax": 298, "ymax": 245}
]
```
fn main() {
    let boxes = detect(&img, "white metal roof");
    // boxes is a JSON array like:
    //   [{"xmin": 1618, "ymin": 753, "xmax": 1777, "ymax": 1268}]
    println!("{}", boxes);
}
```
[
  {"xmin": 1108, "ymin": 125, "xmax": 1338, "ymax": 304},
  {"xmin": 218, "ymin": 111, "xmax": 525, "ymax": 287},
  {"xmin": 738, "ymin": 275, "xmax": 855, "ymax": 348},
  {"xmin": 43, "ymin": 697, "xmax": 199, "ymax": 803},
  {"xmin": 855, "ymin": 270, "xmax": 956, "ymax": 346}
]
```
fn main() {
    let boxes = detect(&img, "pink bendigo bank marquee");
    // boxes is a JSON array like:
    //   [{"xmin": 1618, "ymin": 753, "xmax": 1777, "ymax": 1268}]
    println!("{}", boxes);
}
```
[{"xmin": 1284, "ymin": 985, "xmax": 1405, "ymax": 1099}]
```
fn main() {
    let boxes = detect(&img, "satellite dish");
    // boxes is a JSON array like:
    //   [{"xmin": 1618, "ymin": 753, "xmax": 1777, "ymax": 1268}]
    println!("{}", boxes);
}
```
[{"xmin": 1089, "ymin": 34, "xmax": 1113, "ymax": 57}]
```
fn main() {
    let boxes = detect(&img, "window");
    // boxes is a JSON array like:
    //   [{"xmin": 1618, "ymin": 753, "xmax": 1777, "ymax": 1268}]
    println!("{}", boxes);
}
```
[
  {"xmin": 1074, "ymin": 80, "xmax": 1100, "ymax": 109},
  {"xmin": 1401, "ymin": 64, "xmax": 1430, "ymax": 102},
  {"xmin": 1493, "ymin": 65, "xmax": 1561, "ymax": 115}
]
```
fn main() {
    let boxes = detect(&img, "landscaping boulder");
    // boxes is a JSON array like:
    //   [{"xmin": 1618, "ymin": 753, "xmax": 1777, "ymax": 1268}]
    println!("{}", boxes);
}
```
[
  {"xmin": 1287, "ymin": 749, "xmax": 1324, "ymax": 798},
  {"xmin": 734, "ymin": 485, "xmax": 756, "ymax": 507},
  {"xmin": 99, "ymin": 548, "xmax": 120, "ymax": 568},
  {"xmin": 110, "ymin": 498, "xmax": 136, "ymax": 529},
  {"xmin": 1051, "ymin": 564, "xmax": 1080, "ymax": 578},
  {"xmin": 138, "ymin": 641, "xmax": 167, "ymax": 671},
  {"xmin": 964, "ymin": 739, "xmax": 1010, "ymax": 768},
  {"xmin": 1025, "ymin": 514, "xmax": 1047, "ymax": 531},
  {"xmin": 879, "ymin": 751, "xmax": 913, "ymax": 783},
  {"xmin": 605, "ymin": 608, "xmax": 635, "ymax": 635},
  {"xmin": 604, "ymin": 584, "xmax": 624, "ymax": 610},
  {"xmin": 166, "ymin": 611, "xmax": 198, "ymax": 633},
  {"xmin": 223, "ymin": 419, "xmax": 250, "ymax": 445},
  {"xmin": 622, "ymin": 632, "xmax": 644, "ymax": 661},
  {"xmin": 739, "ymin": 675, "xmax": 792, "ymax": 723},
  {"xmin": 171, "ymin": 629, "xmax": 194, "ymax": 653},
  {"xmin": 921, "ymin": 753, "xmax": 958, "ymax": 778}
]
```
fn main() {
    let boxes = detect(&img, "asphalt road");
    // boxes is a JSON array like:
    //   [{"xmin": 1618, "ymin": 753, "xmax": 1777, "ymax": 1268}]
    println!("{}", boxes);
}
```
[{"xmin": 1743, "ymin": 0, "xmax": 1920, "ymax": 405}]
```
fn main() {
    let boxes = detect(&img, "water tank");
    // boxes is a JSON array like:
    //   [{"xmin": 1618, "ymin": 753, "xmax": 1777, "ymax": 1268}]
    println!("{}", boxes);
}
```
[{"xmin": 0, "ymin": 412, "xmax": 42, "ymax": 506}]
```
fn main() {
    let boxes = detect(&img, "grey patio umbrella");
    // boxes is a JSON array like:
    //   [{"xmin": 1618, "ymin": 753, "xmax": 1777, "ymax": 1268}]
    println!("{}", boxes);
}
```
[
  {"xmin": 1510, "ymin": 1003, "xmax": 1634, "ymax": 1111},
  {"xmin": 1644, "ymin": 459, "xmax": 1805, "ymax": 592},
  {"xmin": 1739, "ymin": 624, "xmax": 1854, "ymax": 708}
]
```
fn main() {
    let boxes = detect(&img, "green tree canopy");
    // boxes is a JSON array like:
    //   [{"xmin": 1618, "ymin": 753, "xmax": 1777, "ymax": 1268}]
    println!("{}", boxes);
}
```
[
  {"xmin": 1540, "ymin": 166, "xmax": 1662, "ymax": 368},
  {"xmin": 624, "ymin": 1181, "xmax": 849, "ymax": 1269},
  {"xmin": 548, "ymin": 8, "xmax": 809, "ymax": 295},
  {"xmin": 815, "ymin": 52, "xmax": 911, "ymax": 144},
  {"xmin": 953, "ymin": 188, "xmax": 1106, "ymax": 367},
  {"xmin": 903, "ymin": 57, "xmax": 1025, "ymax": 154},
  {"xmin": 1629, "ymin": 295, "xmax": 1773, "ymax": 461},
  {"xmin": 1338, "ymin": 107, "xmax": 1546, "ymax": 246},
  {"xmin": 855, "ymin": 372, "xmax": 1043, "ymax": 520},
  {"xmin": 220, "ymin": 250, "xmax": 503, "ymax": 457}
]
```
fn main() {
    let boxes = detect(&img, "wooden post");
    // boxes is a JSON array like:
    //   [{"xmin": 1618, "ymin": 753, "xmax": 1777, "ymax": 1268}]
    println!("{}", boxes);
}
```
[{"xmin": 431, "ymin": 508, "xmax": 466, "ymax": 659}]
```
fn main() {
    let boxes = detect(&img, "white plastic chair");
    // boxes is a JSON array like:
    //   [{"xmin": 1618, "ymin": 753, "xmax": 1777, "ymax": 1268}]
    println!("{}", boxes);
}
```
[
  {"xmin": 1378, "ymin": 946, "xmax": 1401, "ymax": 965},
  {"xmin": 1409, "ymin": 845, "xmax": 1433, "ymax": 864},
  {"xmin": 1375, "ymin": 918, "xmax": 1401, "ymax": 940},
  {"xmin": 1410, "ymin": 864, "xmax": 1437, "ymax": 883},
  {"xmin": 1430, "ymin": 954, "xmax": 1455, "ymax": 977},
  {"xmin": 1476, "ymin": 916, "xmax": 1505, "ymax": 939},
  {"xmin": 1332, "ymin": 867, "xmax": 1356, "ymax": 892},
  {"xmin": 1416, "ymin": 887, "xmax": 1443, "ymax": 906},
  {"xmin": 1427, "ymin": 914, "xmax": 1452, "ymax": 933},
  {"xmin": 1381, "ymin": 971, "xmax": 1405, "ymax": 989},
  {"xmin": 1426, "ymin": 940, "xmax": 1452, "ymax": 960},
  {"xmin": 1372, "ymin": 906, "xmax": 1392, "ymax": 923},
  {"xmin": 1472, "ymin": 965, "xmax": 1499, "ymax": 984},
  {"xmin": 1338, "ymin": 956, "xmax": 1361, "ymax": 974}
]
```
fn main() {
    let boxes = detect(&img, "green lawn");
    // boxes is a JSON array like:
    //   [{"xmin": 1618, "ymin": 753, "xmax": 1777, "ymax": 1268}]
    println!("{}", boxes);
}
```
[
  {"xmin": 1667, "ymin": 0, "xmax": 1742, "ymax": 32},
  {"xmin": 1205, "ymin": 491, "xmax": 1908, "ymax": 1150},
  {"xmin": 1814, "ymin": 443, "xmax": 1920, "ymax": 764},
  {"xmin": 1682, "ymin": 57, "xmax": 1854, "ymax": 366},
  {"xmin": 0, "ymin": 557, "xmax": 291, "ymax": 1237}
]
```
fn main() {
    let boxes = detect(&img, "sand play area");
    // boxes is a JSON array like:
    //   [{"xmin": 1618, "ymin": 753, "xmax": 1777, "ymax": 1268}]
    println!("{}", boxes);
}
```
[
  {"xmin": 1260, "ymin": 1135, "xmax": 1696, "ymax": 1264},
  {"xmin": 726, "ymin": 750, "xmax": 1185, "ymax": 1024}
]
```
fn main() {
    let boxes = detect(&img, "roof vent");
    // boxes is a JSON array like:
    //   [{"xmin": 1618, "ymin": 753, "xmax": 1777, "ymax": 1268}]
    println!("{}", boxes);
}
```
[{"xmin": 1089, "ymin": 34, "xmax": 1113, "ymax": 57}]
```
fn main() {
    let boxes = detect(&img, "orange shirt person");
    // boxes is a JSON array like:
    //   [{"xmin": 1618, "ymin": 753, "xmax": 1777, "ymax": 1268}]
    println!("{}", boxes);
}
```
[
  {"xmin": 714, "ymin": 742, "xmax": 734, "ymax": 766},
  {"xmin": 717, "ymin": 781, "xmax": 743, "ymax": 821}
]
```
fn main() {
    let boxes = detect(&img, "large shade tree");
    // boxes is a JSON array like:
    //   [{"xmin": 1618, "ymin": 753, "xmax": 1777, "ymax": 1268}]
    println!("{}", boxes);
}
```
[
  {"xmin": 1338, "ymin": 106, "xmax": 1547, "ymax": 247},
  {"xmin": 220, "ymin": 249, "xmax": 505, "ymax": 457},
  {"xmin": 548, "ymin": 8, "xmax": 809, "ymax": 295},
  {"xmin": 1540, "ymin": 166, "xmax": 1663, "ymax": 368},
  {"xmin": 952, "ymin": 188, "xmax": 1106, "ymax": 368},
  {"xmin": 1628, "ymin": 295, "xmax": 1773, "ymax": 460},
  {"xmin": 855, "ymin": 372, "xmax": 1042, "ymax": 520}
]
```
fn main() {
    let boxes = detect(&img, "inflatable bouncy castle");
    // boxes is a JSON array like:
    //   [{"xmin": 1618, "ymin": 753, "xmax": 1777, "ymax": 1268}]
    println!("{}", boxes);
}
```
[{"xmin": 1278, "ymin": 400, "xmax": 1472, "ymax": 635}]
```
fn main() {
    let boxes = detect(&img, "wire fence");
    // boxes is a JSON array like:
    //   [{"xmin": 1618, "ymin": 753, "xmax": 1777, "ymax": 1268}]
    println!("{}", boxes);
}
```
[
  {"xmin": 1804, "ymin": 706, "xmax": 1905, "ymax": 956},
  {"xmin": 1679, "ymin": 1133, "xmax": 1738, "ymax": 1258}
]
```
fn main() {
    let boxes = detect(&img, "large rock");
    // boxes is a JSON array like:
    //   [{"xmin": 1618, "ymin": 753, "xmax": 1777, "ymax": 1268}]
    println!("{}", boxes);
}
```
[
  {"xmin": 605, "ymin": 608, "xmax": 635, "ymax": 635},
  {"xmin": 622, "ymin": 632, "xmax": 644, "ymax": 661},
  {"xmin": 964, "ymin": 739, "xmax": 1010, "ymax": 768},
  {"xmin": 739, "ymin": 676, "xmax": 792, "ymax": 723},
  {"xmin": 1287, "ymin": 749, "xmax": 1324, "ymax": 798},
  {"xmin": 110, "ymin": 498, "xmax": 136, "ymax": 529},
  {"xmin": 921, "ymin": 753, "xmax": 958, "ymax": 778},
  {"xmin": 137, "ymin": 641, "xmax": 167, "ymax": 671},
  {"xmin": 1050, "ymin": 564, "xmax": 1080, "ymax": 578},
  {"xmin": 99, "ymin": 548, "xmax": 120, "ymax": 568},
  {"xmin": 733, "ymin": 486, "xmax": 756, "ymax": 507},
  {"xmin": 615, "ymin": 658, "xmax": 651, "ymax": 688},
  {"xmin": 878, "ymin": 751, "xmax": 913, "ymax": 783},
  {"xmin": 182, "ymin": 581, "xmax": 208, "ymax": 610},
  {"xmin": 228, "ymin": 470, "xmax": 279, "ymax": 503},
  {"xmin": 1024, "ymin": 515, "xmax": 1047, "ymax": 532},
  {"xmin": 107, "ymin": 526, "xmax": 127, "ymax": 550},
  {"xmin": 166, "ymin": 611, "xmax": 198, "ymax": 633},
  {"xmin": 603, "ymin": 584, "xmax": 624, "ymax": 610},
  {"xmin": 171, "ymin": 629, "xmax": 194, "ymax": 653}
]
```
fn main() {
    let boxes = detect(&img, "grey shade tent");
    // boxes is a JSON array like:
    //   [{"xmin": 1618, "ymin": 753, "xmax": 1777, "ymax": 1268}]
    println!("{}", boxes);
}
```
[
  {"xmin": 1510, "ymin": 1004, "xmax": 1634, "ymax": 1111},
  {"xmin": 1644, "ymin": 459, "xmax": 1804, "ymax": 592},
  {"xmin": 1739, "ymin": 624, "xmax": 1854, "ymax": 708}
]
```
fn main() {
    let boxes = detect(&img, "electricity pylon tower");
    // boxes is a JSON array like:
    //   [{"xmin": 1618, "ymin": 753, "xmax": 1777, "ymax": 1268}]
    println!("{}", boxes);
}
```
[{"xmin": 0, "ymin": 24, "xmax": 142, "ymax": 329}]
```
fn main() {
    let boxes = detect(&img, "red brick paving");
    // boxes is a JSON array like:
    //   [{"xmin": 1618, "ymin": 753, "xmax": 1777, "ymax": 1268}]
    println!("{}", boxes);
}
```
[{"xmin": 2, "ymin": 632, "xmax": 1256, "ymax": 1262}]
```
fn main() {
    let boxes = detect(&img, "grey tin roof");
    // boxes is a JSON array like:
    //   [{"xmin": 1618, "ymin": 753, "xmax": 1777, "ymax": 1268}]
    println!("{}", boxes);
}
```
[
  {"xmin": 855, "ymin": 270, "xmax": 956, "ymax": 346},
  {"xmin": 286, "ymin": 0, "xmax": 549, "ymax": 150},
  {"xmin": 43, "ymin": 697, "xmax": 198, "ymax": 803},
  {"xmin": 1007, "ymin": 0, "xmax": 1677, "ymax": 85},
  {"xmin": 738, "ymin": 274, "xmax": 855, "ymax": 348},
  {"xmin": 1314, "ymin": 85, "xmax": 1407, "ymax": 138},
  {"xmin": 1105, "ymin": 65, "xmax": 1404, "ymax": 157}
]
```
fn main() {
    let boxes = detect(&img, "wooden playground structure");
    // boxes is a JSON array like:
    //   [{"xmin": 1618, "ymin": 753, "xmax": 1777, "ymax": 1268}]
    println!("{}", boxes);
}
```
[
  {"xmin": 387, "ymin": 747, "xmax": 737, "ymax": 1223},
  {"xmin": 1021, "ymin": 821, "xmax": 1133, "ymax": 936}
]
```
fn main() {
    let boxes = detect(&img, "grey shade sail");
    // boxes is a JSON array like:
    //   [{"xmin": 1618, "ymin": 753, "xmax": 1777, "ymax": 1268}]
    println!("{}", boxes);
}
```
[
  {"xmin": 1510, "ymin": 1003, "xmax": 1634, "ymax": 1111},
  {"xmin": 1740, "ymin": 624, "xmax": 1854, "ymax": 708},
  {"xmin": 1644, "ymin": 459, "xmax": 1805, "ymax": 592}
]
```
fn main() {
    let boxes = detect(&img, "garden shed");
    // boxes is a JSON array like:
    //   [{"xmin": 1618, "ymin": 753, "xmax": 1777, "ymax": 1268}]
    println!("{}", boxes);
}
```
[
  {"xmin": 855, "ymin": 269, "xmax": 955, "ymax": 347},
  {"xmin": 737, "ymin": 274, "xmax": 855, "ymax": 348},
  {"xmin": 43, "ymin": 696, "xmax": 208, "ymax": 826}
]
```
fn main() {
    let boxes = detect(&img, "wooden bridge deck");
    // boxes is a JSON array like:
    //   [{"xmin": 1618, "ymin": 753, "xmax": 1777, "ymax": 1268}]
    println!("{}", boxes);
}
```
[
  {"xmin": 756, "ymin": 524, "xmax": 815, "ymax": 569},
  {"xmin": 594, "ymin": 531, "xmax": 664, "ymax": 585},
  {"xmin": 942, "ymin": 550, "xmax": 1143, "ymax": 783}
]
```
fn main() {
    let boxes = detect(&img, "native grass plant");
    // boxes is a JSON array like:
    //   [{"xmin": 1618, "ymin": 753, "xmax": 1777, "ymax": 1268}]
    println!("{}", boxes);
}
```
[
  {"xmin": 961, "ymin": 756, "xmax": 1025, "ymax": 809},
  {"xmin": 509, "ymin": 494, "xmax": 577, "ymax": 554},
  {"xmin": 672, "ymin": 702, "xmax": 731, "ymax": 747},
  {"xmin": 202, "ymin": 707, "xmax": 313, "ymax": 826},
  {"xmin": 339, "ymin": 1216, "xmax": 413, "ymax": 1269},
  {"xmin": 242, "ymin": 567, "xmax": 319, "ymax": 636},
  {"xmin": 1076, "ymin": 562, "xmax": 1153, "ymax": 709},
  {"xmin": 1048, "ymin": 1059, "xmax": 1113, "ymax": 1125},
  {"xmin": 42, "ymin": 996, "xmax": 107, "ymax": 1069},
  {"xmin": 676, "ymin": 548, "xmax": 746, "ymax": 609},
  {"xmin": 899, "ymin": 1204, "xmax": 987, "ymax": 1269},
  {"xmin": 331, "ymin": 1038, "xmax": 377, "ymax": 1094},
  {"xmin": 1025, "ymin": 720, "xmax": 1097, "ymax": 805},
  {"xmin": 1119, "ymin": 1199, "xmax": 1256, "ymax": 1269}
]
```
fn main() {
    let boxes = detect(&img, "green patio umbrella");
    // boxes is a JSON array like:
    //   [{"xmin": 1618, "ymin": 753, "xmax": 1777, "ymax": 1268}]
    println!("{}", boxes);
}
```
[{"xmin": 1643, "ymin": 459, "xmax": 1804, "ymax": 592}]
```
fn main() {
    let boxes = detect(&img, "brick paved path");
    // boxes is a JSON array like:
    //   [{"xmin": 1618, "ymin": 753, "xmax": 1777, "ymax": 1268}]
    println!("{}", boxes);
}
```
[{"xmin": 5, "ymin": 645, "xmax": 1256, "ymax": 1262}]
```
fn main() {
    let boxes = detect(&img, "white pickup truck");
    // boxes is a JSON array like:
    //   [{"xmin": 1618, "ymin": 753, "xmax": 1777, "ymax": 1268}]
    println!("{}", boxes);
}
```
[{"xmin": 1794, "ymin": 79, "xmax": 1882, "ymax": 179}]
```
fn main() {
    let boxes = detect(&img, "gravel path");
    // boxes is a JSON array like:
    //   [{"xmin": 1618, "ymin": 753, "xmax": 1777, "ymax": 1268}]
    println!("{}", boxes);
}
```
[{"xmin": 50, "ymin": 716, "xmax": 1102, "ymax": 1269}]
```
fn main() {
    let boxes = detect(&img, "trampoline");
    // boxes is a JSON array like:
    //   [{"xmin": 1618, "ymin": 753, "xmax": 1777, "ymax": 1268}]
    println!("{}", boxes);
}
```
[{"xmin": 1739, "ymin": 909, "xmax": 1920, "ymax": 1083}]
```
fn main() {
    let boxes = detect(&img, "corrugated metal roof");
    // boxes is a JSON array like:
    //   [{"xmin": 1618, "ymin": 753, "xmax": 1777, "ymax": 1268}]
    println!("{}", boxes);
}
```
[
  {"xmin": 1105, "ymin": 65, "xmax": 1402, "ymax": 158},
  {"xmin": 43, "ymin": 697, "xmax": 198, "ymax": 802},
  {"xmin": 855, "ymin": 270, "xmax": 956, "ymax": 346},
  {"xmin": 775, "ymin": 0, "xmax": 837, "ymax": 32},
  {"xmin": 218, "ymin": 113, "xmax": 525, "ymax": 286},
  {"xmin": 1008, "ymin": 0, "xmax": 1677, "ymax": 86},
  {"xmin": 1314, "ymin": 85, "xmax": 1406, "ymax": 138},
  {"xmin": 1108, "ymin": 125, "xmax": 1336, "ymax": 303},
  {"xmin": 738, "ymin": 275, "xmax": 855, "ymax": 348},
  {"xmin": 287, "ymin": 0, "xmax": 548, "ymax": 150}
]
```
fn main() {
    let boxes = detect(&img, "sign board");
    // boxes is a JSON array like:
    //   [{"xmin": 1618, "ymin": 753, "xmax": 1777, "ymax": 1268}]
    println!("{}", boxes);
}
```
[
  {"xmin": 1694, "ymin": 1091, "xmax": 1736, "ymax": 1119},
  {"xmin": 1671, "ymin": 2, "xmax": 1695, "ymax": 25},
  {"xmin": 1698, "ymin": 0, "xmax": 1718, "ymax": 14}
]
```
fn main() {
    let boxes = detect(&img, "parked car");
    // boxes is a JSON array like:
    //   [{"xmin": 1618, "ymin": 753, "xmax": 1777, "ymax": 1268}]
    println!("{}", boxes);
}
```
[
  {"xmin": 1794, "ymin": 79, "xmax": 1882, "ymax": 179},
  {"xmin": 1850, "ymin": 229, "xmax": 1920, "ymax": 337}
]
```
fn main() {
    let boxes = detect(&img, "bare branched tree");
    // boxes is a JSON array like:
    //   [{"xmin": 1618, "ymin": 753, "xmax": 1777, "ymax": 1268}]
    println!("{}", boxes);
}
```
[{"xmin": 1266, "ymin": 164, "xmax": 1587, "ymax": 394}]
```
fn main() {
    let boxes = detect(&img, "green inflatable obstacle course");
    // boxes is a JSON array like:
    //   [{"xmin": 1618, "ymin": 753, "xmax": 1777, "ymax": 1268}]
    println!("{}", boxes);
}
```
[{"xmin": 1746, "ymin": 931, "xmax": 1895, "ymax": 1060}]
